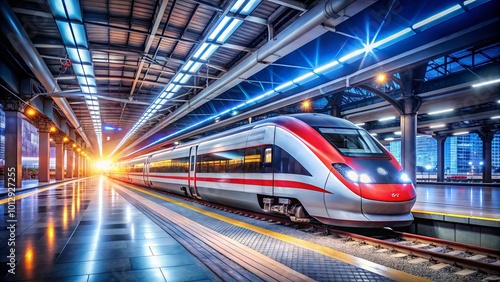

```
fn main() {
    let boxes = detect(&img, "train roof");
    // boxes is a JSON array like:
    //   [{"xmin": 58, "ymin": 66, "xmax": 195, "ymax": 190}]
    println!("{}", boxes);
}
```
[
  {"xmin": 279, "ymin": 114, "xmax": 359, "ymax": 129},
  {"xmin": 117, "ymin": 114, "xmax": 359, "ymax": 163}
]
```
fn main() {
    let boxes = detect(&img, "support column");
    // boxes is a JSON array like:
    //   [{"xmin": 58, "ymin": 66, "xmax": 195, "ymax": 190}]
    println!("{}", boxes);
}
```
[
  {"xmin": 398, "ymin": 70, "xmax": 423, "ymax": 185},
  {"xmin": 401, "ymin": 114, "xmax": 417, "ymax": 183},
  {"xmin": 4, "ymin": 110, "xmax": 23, "ymax": 188},
  {"xmin": 82, "ymin": 155, "xmax": 86, "ymax": 177},
  {"xmin": 478, "ymin": 128, "xmax": 494, "ymax": 183},
  {"xmin": 80, "ymin": 152, "xmax": 84, "ymax": 177},
  {"xmin": 53, "ymin": 134, "xmax": 64, "ymax": 180},
  {"xmin": 329, "ymin": 93, "xmax": 343, "ymax": 117},
  {"xmin": 65, "ymin": 144, "xmax": 74, "ymax": 178},
  {"xmin": 74, "ymin": 149, "xmax": 80, "ymax": 177},
  {"xmin": 433, "ymin": 135, "xmax": 447, "ymax": 182},
  {"xmin": 33, "ymin": 117, "xmax": 53, "ymax": 182}
]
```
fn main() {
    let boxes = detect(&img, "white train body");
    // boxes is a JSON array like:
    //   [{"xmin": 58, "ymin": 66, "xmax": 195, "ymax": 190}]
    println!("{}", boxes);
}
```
[{"xmin": 109, "ymin": 114, "xmax": 416, "ymax": 227}]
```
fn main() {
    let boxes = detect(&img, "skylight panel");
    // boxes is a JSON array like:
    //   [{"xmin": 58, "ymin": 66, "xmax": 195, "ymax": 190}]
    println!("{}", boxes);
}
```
[
  {"xmin": 70, "ymin": 23, "xmax": 88, "ymax": 48},
  {"xmin": 181, "ymin": 60, "xmax": 194, "ymax": 71},
  {"xmin": 72, "ymin": 63, "xmax": 84, "ymax": 76},
  {"xmin": 208, "ymin": 17, "xmax": 231, "ymax": 41},
  {"xmin": 63, "ymin": 0, "xmax": 83, "ymax": 21},
  {"xmin": 193, "ymin": 43, "xmax": 209, "ymax": 59},
  {"xmin": 188, "ymin": 62, "xmax": 203, "ymax": 73},
  {"xmin": 200, "ymin": 44, "xmax": 219, "ymax": 61},
  {"xmin": 230, "ymin": 0, "xmax": 245, "ymax": 12},
  {"xmin": 216, "ymin": 19, "xmax": 242, "ymax": 43},
  {"xmin": 180, "ymin": 74, "xmax": 191, "ymax": 84}
]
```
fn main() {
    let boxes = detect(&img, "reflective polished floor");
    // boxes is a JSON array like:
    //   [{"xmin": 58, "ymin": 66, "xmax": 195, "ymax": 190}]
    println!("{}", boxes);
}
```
[
  {"xmin": 414, "ymin": 183, "xmax": 500, "ymax": 219},
  {"xmin": 0, "ymin": 176, "xmax": 216, "ymax": 281}
]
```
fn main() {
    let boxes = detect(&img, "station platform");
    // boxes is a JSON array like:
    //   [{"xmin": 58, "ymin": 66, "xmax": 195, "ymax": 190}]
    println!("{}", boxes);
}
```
[
  {"xmin": 413, "ymin": 183, "xmax": 500, "ymax": 226},
  {"xmin": 0, "ymin": 176, "xmax": 428, "ymax": 281},
  {"xmin": 1, "ymin": 176, "xmax": 498, "ymax": 281},
  {"xmin": 407, "ymin": 183, "xmax": 499, "ymax": 249}
]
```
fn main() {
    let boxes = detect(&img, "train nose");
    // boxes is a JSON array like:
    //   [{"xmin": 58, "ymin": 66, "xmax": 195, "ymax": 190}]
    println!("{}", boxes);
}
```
[
  {"xmin": 323, "ymin": 167, "xmax": 416, "ymax": 227},
  {"xmin": 360, "ymin": 183, "xmax": 416, "ymax": 214}
]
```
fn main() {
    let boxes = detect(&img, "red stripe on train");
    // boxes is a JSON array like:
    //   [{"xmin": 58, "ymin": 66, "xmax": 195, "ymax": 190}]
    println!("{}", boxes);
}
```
[{"xmin": 125, "ymin": 173, "xmax": 330, "ymax": 193}]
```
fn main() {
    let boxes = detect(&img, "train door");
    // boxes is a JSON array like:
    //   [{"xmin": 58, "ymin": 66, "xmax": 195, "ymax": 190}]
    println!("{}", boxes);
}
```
[
  {"xmin": 143, "ymin": 155, "xmax": 151, "ymax": 186},
  {"xmin": 188, "ymin": 146, "xmax": 201, "ymax": 199},
  {"xmin": 244, "ymin": 126, "xmax": 275, "ymax": 196}
]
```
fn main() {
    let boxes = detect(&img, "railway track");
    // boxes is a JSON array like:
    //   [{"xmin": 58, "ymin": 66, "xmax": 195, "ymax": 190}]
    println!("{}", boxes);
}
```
[{"xmin": 140, "ymin": 185, "xmax": 500, "ymax": 277}]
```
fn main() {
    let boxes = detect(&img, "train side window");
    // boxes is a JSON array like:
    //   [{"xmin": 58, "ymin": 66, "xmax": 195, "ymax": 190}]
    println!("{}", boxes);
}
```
[
  {"xmin": 244, "ymin": 147, "xmax": 261, "ymax": 173},
  {"xmin": 273, "ymin": 146, "xmax": 311, "ymax": 176},
  {"xmin": 264, "ymin": 148, "xmax": 272, "ymax": 163},
  {"xmin": 227, "ymin": 149, "xmax": 244, "ymax": 173}
]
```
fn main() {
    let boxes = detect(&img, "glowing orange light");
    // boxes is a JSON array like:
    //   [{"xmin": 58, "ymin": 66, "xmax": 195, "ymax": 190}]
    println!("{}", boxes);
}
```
[
  {"xmin": 50, "ymin": 126, "xmax": 56, "ymax": 132},
  {"xmin": 63, "ymin": 137, "xmax": 69, "ymax": 142},
  {"xmin": 302, "ymin": 100, "xmax": 311, "ymax": 110},
  {"xmin": 77, "ymin": 148, "xmax": 81, "ymax": 152},
  {"xmin": 376, "ymin": 73, "xmax": 387, "ymax": 84},
  {"xmin": 25, "ymin": 249, "xmax": 34, "ymax": 262},
  {"xmin": 72, "ymin": 143, "xmax": 77, "ymax": 148},
  {"xmin": 26, "ymin": 108, "xmax": 36, "ymax": 116}
]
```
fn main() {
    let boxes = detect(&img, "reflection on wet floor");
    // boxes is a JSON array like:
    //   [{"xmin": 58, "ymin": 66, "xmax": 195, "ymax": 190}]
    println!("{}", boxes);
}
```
[
  {"xmin": 414, "ymin": 184, "xmax": 500, "ymax": 218},
  {"xmin": 0, "ymin": 176, "xmax": 215, "ymax": 281}
]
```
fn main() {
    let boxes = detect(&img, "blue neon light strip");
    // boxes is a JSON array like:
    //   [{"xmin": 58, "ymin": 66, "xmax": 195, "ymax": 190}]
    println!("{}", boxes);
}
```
[{"xmin": 124, "ymin": 0, "xmax": 485, "ymax": 157}]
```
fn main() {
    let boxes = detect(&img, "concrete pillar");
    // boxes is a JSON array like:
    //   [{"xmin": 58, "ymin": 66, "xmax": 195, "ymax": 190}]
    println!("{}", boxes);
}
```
[
  {"xmin": 4, "ymin": 111, "xmax": 23, "ymax": 188},
  {"xmin": 33, "ymin": 117, "xmax": 52, "ymax": 182},
  {"xmin": 66, "ymin": 145, "xmax": 74, "ymax": 178},
  {"xmin": 38, "ymin": 130, "xmax": 50, "ymax": 182},
  {"xmin": 398, "ymin": 70, "xmax": 422, "ymax": 185},
  {"xmin": 478, "ymin": 128, "xmax": 494, "ymax": 183},
  {"xmin": 54, "ymin": 134, "xmax": 64, "ymax": 180},
  {"xmin": 330, "ymin": 93, "xmax": 343, "ymax": 117},
  {"xmin": 433, "ymin": 135, "xmax": 447, "ymax": 182},
  {"xmin": 401, "ymin": 114, "xmax": 417, "ymax": 184},
  {"xmin": 74, "ymin": 150, "xmax": 80, "ymax": 177},
  {"xmin": 80, "ymin": 152, "xmax": 84, "ymax": 176},
  {"xmin": 82, "ymin": 156, "xmax": 86, "ymax": 177}
]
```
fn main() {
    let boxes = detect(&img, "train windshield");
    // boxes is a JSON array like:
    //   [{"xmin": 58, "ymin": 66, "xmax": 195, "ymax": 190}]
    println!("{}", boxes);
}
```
[{"xmin": 318, "ymin": 127, "xmax": 388, "ymax": 157}]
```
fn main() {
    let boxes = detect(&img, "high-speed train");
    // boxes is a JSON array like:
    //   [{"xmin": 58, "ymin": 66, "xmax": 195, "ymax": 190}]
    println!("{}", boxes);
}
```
[{"xmin": 109, "ymin": 113, "xmax": 416, "ymax": 227}]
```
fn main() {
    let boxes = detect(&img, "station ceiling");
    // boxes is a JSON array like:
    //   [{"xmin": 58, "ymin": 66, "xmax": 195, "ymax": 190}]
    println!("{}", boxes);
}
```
[{"xmin": 0, "ymin": 0, "xmax": 499, "ymax": 160}]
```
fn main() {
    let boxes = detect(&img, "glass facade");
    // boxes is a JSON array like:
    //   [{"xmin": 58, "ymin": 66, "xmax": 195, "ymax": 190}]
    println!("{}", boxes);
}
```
[{"xmin": 387, "ymin": 133, "xmax": 500, "ymax": 175}]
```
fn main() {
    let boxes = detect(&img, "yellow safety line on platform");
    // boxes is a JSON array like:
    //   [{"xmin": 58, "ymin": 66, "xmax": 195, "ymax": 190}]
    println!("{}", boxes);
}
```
[
  {"xmin": 412, "ymin": 209, "xmax": 500, "ymax": 222},
  {"xmin": 0, "ymin": 179, "xmax": 86, "ymax": 205},
  {"xmin": 118, "ymin": 181, "xmax": 429, "ymax": 282}
]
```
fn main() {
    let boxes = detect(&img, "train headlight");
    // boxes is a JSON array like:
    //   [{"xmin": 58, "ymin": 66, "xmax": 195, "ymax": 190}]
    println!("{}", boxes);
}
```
[
  {"xmin": 345, "ymin": 170, "xmax": 359, "ymax": 182},
  {"xmin": 399, "ymin": 172, "xmax": 412, "ymax": 183},
  {"xmin": 359, "ymin": 173, "xmax": 373, "ymax": 183},
  {"xmin": 333, "ymin": 163, "xmax": 373, "ymax": 183}
]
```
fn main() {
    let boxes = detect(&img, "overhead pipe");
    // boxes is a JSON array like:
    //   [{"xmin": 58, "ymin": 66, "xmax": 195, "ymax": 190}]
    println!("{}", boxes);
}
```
[
  {"xmin": 0, "ymin": 0, "xmax": 92, "ymax": 149},
  {"xmin": 121, "ymin": 0, "xmax": 372, "ymax": 155},
  {"xmin": 120, "ymin": 0, "xmax": 170, "ymax": 122}
]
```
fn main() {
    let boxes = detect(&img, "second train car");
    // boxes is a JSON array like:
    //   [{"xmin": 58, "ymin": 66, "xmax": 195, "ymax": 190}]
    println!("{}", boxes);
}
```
[{"xmin": 109, "ymin": 113, "xmax": 416, "ymax": 227}]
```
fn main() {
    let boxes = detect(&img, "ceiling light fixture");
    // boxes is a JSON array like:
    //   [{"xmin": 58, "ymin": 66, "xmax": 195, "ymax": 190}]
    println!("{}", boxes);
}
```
[
  {"xmin": 428, "ymin": 108, "xmax": 453, "ymax": 115},
  {"xmin": 379, "ymin": 116, "xmax": 396, "ymax": 122},
  {"xmin": 471, "ymin": 78, "xmax": 500, "ymax": 88}
]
